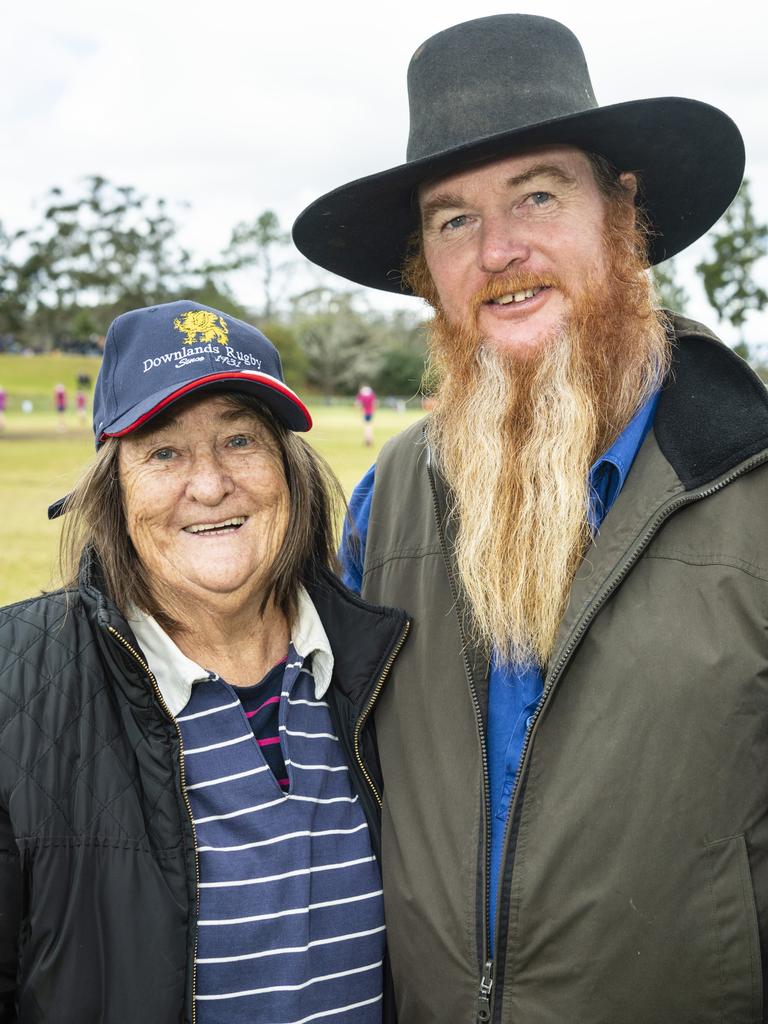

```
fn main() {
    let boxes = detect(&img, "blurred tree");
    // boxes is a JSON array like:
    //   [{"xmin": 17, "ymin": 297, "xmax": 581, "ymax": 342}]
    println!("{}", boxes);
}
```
[
  {"xmin": 696, "ymin": 180, "xmax": 768, "ymax": 344},
  {"xmin": 169, "ymin": 278, "xmax": 251, "ymax": 322},
  {"xmin": 374, "ymin": 345, "xmax": 426, "ymax": 397},
  {"xmin": 289, "ymin": 290, "xmax": 425, "ymax": 396},
  {"xmin": 257, "ymin": 321, "xmax": 307, "ymax": 390},
  {"xmin": 222, "ymin": 211, "xmax": 290, "ymax": 320},
  {"xmin": 9, "ymin": 177, "xmax": 194, "ymax": 345},
  {"xmin": 290, "ymin": 289, "xmax": 384, "ymax": 395},
  {"xmin": 0, "ymin": 220, "xmax": 28, "ymax": 334},
  {"xmin": 651, "ymin": 257, "xmax": 688, "ymax": 314}
]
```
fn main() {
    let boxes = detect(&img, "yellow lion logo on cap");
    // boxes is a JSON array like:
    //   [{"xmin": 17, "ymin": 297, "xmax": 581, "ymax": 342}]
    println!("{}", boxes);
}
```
[{"xmin": 173, "ymin": 310, "xmax": 230, "ymax": 346}]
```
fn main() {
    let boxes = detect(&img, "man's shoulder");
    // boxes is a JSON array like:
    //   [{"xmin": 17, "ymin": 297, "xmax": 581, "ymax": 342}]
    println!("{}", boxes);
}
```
[
  {"xmin": 667, "ymin": 311, "xmax": 722, "ymax": 343},
  {"xmin": 378, "ymin": 415, "xmax": 430, "ymax": 465}
]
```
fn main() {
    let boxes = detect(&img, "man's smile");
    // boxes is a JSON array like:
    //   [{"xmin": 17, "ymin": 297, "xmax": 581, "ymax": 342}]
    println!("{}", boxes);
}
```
[{"xmin": 481, "ymin": 285, "xmax": 554, "ymax": 323}]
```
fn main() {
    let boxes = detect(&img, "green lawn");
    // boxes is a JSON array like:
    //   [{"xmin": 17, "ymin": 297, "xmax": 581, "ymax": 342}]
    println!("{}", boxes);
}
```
[
  {"xmin": 0, "ymin": 352, "xmax": 102, "ymax": 412},
  {"xmin": 0, "ymin": 354, "xmax": 423, "ymax": 606}
]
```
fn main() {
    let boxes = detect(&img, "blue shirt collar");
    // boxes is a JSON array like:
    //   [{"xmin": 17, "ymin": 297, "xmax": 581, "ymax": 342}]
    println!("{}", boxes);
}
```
[{"xmin": 589, "ymin": 389, "xmax": 660, "ymax": 529}]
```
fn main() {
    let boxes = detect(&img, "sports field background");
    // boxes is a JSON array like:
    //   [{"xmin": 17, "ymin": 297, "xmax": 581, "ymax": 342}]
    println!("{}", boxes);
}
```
[{"xmin": 0, "ymin": 353, "xmax": 424, "ymax": 607}]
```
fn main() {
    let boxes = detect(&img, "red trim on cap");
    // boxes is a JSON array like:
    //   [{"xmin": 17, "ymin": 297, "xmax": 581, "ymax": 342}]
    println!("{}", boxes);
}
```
[{"xmin": 101, "ymin": 372, "xmax": 312, "ymax": 441}]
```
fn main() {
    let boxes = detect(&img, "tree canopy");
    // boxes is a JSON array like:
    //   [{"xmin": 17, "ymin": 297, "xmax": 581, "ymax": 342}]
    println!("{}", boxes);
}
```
[{"xmin": 696, "ymin": 180, "xmax": 768, "ymax": 343}]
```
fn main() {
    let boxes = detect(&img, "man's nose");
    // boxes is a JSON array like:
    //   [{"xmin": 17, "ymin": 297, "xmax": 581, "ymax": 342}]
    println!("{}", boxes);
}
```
[
  {"xmin": 478, "ymin": 214, "xmax": 531, "ymax": 274},
  {"xmin": 185, "ymin": 453, "xmax": 234, "ymax": 504}
]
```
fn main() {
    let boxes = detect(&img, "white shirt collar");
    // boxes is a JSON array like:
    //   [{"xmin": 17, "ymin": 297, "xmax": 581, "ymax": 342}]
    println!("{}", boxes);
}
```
[{"xmin": 126, "ymin": 585, "xmax": 334, "ymax": 718}]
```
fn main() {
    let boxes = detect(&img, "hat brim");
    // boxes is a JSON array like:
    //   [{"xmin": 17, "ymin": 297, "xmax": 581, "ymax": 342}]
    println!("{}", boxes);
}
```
[
  {"xmin": 48, "ymin": 372, "xmax": 312, "ymax": 520},
  {"xmin": 293, "ymin": 97, "xmax": 745, "ymax": 292},
  {"xmin": 101, "ymin": 370, "xmax": 312, "ymax": 442}
]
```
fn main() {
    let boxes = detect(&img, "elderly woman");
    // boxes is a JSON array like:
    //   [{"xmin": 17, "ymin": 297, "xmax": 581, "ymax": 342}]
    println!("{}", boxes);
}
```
[{"xmin": 0, "ymin": 301, "xmax": 408, "ymax": 1024}]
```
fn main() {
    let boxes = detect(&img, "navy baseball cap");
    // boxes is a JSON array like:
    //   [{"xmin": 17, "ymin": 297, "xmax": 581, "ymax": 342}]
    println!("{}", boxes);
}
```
[
  {"xmin": 48, "ymin": 300, "xmax": 312, "ymax": 518},
  {"xmin": 94, "ymin": 300, "xmax": 311, "ymax": 443}
]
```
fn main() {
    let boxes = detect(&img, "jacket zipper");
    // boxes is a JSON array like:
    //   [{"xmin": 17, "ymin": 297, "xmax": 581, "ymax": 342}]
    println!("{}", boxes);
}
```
[
  {"xmin": 352, "ymin": 620, "xmax": 411, "ymax": 806},
  {"xmin": 490, "ymin": 448, "xmax": 768, "ymax": 1022},
  {"xmin": 426, "ymin": 449, "xmax": 495, "ymax": 1022},
  {"xmin": 106, "ymin": 624, "xmax": 200, "ymax": 1024}
]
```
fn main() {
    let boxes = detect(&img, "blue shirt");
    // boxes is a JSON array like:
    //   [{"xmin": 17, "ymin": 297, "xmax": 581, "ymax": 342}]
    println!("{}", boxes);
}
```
[{"xmin": 340, "ymin": 391, "xmax": 659, "ymax": 952}]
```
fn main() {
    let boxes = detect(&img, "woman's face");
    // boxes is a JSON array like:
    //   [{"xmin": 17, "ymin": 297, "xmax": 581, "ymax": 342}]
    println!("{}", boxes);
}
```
[{"xmin": 118, "ymin": 394, "xmax": 289, "ymax": 614}]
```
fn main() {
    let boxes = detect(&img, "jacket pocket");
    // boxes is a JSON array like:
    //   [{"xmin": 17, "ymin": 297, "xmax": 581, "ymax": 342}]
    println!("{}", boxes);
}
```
[{"xmin": 706, "ymin": 832, "xmax": 763, "ymax": 1023}]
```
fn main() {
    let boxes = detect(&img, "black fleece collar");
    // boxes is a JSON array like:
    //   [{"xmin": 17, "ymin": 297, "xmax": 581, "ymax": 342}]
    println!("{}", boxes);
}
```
[
  {"xmin": 655, "ymin": 316, "xmax": 768, "ymax": 491},
  {"xmin": 305, "ymin": 567, "xmax": 408, "ymax": 712}
]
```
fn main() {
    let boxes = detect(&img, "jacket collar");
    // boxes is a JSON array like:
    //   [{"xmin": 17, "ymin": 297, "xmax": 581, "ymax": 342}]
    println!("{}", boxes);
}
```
[
  {"xmin": 656, "ymin": 315, "xmax": 768, "ymax": 490},
  {"xmin": 305, "ymin": 566, "xmax": 409, "ymax": 711},
  {"xmin": 125, "ymin": 586, "xmax": 334, "ymax": 717},
  {"xmin": 77, "ymin": 551, "xmax": 407, "ymax": 716}
]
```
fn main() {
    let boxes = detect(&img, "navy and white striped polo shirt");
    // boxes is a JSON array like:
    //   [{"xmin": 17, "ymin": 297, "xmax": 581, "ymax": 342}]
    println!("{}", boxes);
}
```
[{"xmin": 128, "ymin": 591, "xmax": 385, "ymax": 1024}]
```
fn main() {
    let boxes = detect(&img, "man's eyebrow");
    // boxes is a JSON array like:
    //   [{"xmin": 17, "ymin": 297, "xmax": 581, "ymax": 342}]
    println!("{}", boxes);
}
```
[
  {"xmin": 505, "ymin": 164, "xmax": 577, "ymax": 188},
  {"xmin": 420, "ymin": 190, "xmax": 468, "ymax": 226}
]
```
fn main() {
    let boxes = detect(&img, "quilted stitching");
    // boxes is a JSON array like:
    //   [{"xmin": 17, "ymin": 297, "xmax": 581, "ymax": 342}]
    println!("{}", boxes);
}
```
[{"xmin": 0, "ymin": 590, "xmax": 184, "ymax": 849}]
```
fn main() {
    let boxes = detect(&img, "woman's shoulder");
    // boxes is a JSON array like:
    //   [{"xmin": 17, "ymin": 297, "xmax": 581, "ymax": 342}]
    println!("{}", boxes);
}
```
[
  {"xmin": 0, "ymin": 588, "xmax": 87, "ymax": 671},
  {"xmin": 0, "ymin": 586, "xmax": 79, "ymax": 622}
]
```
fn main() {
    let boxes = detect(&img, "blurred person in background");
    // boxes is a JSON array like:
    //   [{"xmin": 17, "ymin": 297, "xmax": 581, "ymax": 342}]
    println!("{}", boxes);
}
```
[
  {"xmin": 0, "ymin": 301, "xmax": 407, "ymax": 1024},
  {"xmin": 75, "ymin": 384, "xmax": 88, "ymax": 427},
  {"xmin": 53, "ymin": 382, "xmax": 67, "ymax": 431},
  {"xmin": 355, "ymin": 384, "xmax": 377, "ymax": 446}
]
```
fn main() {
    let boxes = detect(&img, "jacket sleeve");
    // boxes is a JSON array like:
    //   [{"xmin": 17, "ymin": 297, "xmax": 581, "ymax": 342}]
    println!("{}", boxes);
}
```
[{"xmin": 0, "ymin": 804, "xmax": 19, "ymax": 1023}]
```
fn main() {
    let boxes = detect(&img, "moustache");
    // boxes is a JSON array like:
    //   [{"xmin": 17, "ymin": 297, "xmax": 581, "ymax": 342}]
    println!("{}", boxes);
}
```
[{"xmin": 471, "ymin": 272, "xmax": 565, "ymax": 314}]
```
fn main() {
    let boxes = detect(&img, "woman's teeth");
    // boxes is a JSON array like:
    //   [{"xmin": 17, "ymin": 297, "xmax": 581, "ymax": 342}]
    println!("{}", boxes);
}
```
[{"xmin": 185, "ymin": 517, "xmax": 246, "ymax": 534}]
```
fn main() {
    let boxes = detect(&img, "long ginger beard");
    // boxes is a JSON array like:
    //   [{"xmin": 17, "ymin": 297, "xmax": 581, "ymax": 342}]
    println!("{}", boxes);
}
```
[{"xmin": 406, "ymin": 194, "xmax": 671, "ymax": 668}]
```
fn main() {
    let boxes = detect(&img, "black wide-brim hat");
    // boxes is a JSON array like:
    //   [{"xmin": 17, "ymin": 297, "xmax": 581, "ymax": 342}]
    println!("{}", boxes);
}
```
[{"xmin": 293, "ymin": 14, "xmax": 745, "ymax": 293}]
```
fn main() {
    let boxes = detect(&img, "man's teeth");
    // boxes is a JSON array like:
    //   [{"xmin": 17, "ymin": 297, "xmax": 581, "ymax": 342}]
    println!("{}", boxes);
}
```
[
  {"xmin": 186, "ymin": 517, "xmax": 246, "ymax": 534},
  {"xmin": 492, "ymin": 286, "xmax": 544, "ymax": 305}
]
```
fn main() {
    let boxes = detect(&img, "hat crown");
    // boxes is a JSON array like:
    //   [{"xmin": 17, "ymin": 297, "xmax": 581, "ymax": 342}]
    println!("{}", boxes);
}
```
[{"xmin": 406, "ymin": 14, "xmax": 597, "ymax": 163}]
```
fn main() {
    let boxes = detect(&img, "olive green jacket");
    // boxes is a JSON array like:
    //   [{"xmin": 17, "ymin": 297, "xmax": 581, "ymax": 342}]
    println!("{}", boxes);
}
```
[{"xmin": 361, "ymin": 317, "xmax": 768, "ymax": 1024}]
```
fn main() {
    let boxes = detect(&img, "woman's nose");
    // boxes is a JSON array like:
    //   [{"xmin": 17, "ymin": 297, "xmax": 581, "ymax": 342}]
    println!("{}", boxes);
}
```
[{"xmin": 185, "ymin": 454, "xmax": 234, "ymax": 504}]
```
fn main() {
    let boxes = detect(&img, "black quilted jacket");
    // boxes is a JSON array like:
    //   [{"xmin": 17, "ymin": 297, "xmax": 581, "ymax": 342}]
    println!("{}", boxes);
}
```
[{"xmin": 0, "ymin": 551, "xmax": 408, "ymax": 1023}]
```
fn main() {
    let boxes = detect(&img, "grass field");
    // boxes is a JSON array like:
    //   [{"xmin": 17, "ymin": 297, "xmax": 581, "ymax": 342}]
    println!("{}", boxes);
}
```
[{"xmin": 0, "ymin": 353, "xmax": 424, "ymax": 606}]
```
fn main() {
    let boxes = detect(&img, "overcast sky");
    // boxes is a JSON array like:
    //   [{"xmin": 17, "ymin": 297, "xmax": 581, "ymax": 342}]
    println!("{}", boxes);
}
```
[{"xmin": 3, "ymin": 0, "xmax": 767, "ymax": 344}]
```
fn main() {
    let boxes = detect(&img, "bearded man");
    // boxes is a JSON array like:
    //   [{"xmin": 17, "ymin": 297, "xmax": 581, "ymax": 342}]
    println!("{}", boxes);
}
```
[{"xmin": 293, "ymin": 15, "xmax": 767, "ymax": 1024}]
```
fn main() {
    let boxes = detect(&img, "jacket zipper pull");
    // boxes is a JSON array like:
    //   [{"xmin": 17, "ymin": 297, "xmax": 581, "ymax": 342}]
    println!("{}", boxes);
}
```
[{"xmin": 476, "ymin": 959, "xmax": 495, "ymax": 1023}]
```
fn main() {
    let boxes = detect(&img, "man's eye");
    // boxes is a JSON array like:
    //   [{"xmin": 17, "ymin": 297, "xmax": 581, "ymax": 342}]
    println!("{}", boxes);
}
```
[
  {"xmin": 528, "ymin": 191, "xmax": 553, "ymax": 207},
  {"xmin": 442, "ymin": 214, "xmax": 468, "ymax": 232}
]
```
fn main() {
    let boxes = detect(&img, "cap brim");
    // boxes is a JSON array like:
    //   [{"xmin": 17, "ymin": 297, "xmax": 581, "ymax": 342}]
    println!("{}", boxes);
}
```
[
  {"xmin": 293, "ymin": 97, "xmax": 745, "ymax": 292},
  {"xmin": 48, "ymin": 494, "xmax": 70, "ymax": 520},
  {"xmin": 101, "ymin": 371, "xmax": 312, "ymax": 444}
]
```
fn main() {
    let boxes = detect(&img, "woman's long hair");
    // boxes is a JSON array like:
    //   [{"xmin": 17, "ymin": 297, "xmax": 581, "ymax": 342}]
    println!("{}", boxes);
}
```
[{"xmin": 58, "ymin": 392, "xmax": 345, "ymax": 631}]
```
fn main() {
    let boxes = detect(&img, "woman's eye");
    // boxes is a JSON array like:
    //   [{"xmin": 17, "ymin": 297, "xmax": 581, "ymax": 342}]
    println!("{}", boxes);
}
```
[
  {"xmin": 151, "ymin": 447, "xmax": 175, "ymax": 462},
  {"xmin": 228, "ymin": 435, "xmax": 251, "ymax": 449}
]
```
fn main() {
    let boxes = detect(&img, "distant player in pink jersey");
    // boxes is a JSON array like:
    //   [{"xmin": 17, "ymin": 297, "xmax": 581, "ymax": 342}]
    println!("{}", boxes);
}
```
[
  {"xmin": 0, "ymin": 386, "xmax": 6, "ymax": 431},
  {"xmin": 355, "ymin": 384, "xmax": 377, "ymax": 446},
  {"xmin": 54, "ymin": 383, "xmax": 67, "ymax": 431},
  {"xmin": 75, "ymin": 388, "xmax": 87, "ymax": 427}
]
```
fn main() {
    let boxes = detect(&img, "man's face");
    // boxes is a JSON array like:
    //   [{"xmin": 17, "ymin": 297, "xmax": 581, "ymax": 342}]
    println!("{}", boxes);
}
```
[{"xmin": 419, "ymin": 145, "xmax": 612, "ymax": 357}]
